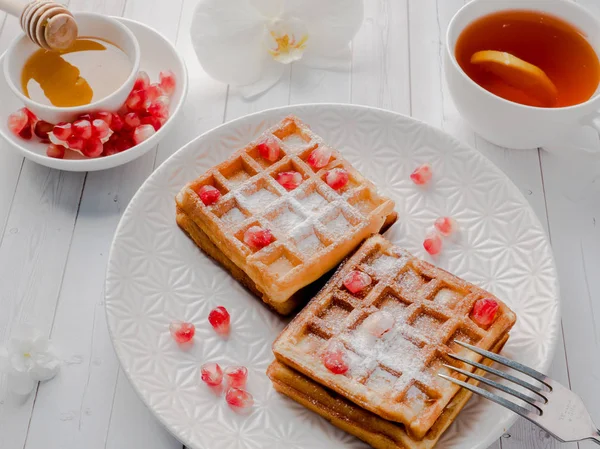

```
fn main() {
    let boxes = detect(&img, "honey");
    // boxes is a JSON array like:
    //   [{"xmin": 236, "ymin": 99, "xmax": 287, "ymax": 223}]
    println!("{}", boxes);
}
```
[
  {"xmin": 21, "ymin": 37, "xmax": 132, "ymax": 108},
  {"xmin": 455, "ymin": 10, "xmax": 600, "ymax": 108}
]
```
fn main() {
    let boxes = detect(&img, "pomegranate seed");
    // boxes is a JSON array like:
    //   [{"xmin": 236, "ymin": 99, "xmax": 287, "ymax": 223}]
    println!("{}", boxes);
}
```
[
  {"xmin": 133, "ymin": 71, "xmax": 150, "ymax": 91},
  {"xmin": 53, "ymin": 122, "xmax": 72, "ymax": 141},
  {"xmin": 146, "ymin": 83, "xmax": 165, "ymax": 102},
  {"xmin": 276, "ymin": 171, "xmax": 302, "ymax": 190},
  {"xmin": 67, "ymin": 135, "xmax": 85, "ymax": 151},
  {"xmin": 307, "ymin": 145, "xmax": 332, "ymax": 169},
  {"xmin": 321, "ymin": 340, "xmax": 349, "ymax": 374},
  {"xmin": 208, "ymin": 306, "xmax": 231, "ymax": 334},
  {"xmin": 34, "ymin": 120, "xmax": 54, "ymax": 140},
  {"xmin": 200, "ymin": 362, "xmax": 223, "ymax": 386},
  {"xmin": 8, "ymin": 109, "xmax": 30, "ymax": 138},
  {"xmin": 257, "ymin": 136, "xmax": 280, "ymax": 162},
  {"xmin": 126, "ymin": 89, "xmax": 147, "ymax": 111},
  {"xmin": 24, "ymin": 108, "xmax": 37, "ymax": 123},
  {"xmin": 72, "ymin": 120, "xmax": 92, "ymax": 139},
  {"xmin": 325, "ymin": 168, "xmax": 349, "ymax": 190},
  {"xmin": 133, "ymin": 124, "xmax": 155, "ymax": 145},
  {"xmin": 423, "ymin": 231, "xmax": 443, "ymax": 255},
  {"xmin": 434, "ymin": 217, "xmax": 458, "ymax": 237},
  {"xmin": 115, "ymin": 134, "xmax": 134, "ymax": 152},
  {"xmin": 148, "ymin": 96, "xmax": 169, "ymax": 119},
  {"xmin": 224, "ymin": 366, "xmax": 248, "ymax": 388},
  {"xmin": 141, "ymin": 115, "xmax": 162, "ymax": 131},
  {"xmin": 343, "ymin": 270, "xmax": 372, "ymax": 294},
  {"xmin": 243, "ymin": 226, "xmax": 273, "ymax": 250},
  {"xmin": 103, "ymin": 141, "xmax": 118, "ymax": 156},
  {"xmin": 225, "ymin": 387, "xmax": 253, "ymax": 408},
  {"xmin": 197, "ymin": 185, "xmax": 221, "ymax": 205},
  {"xmin": 362, "ymin": 311, "xmax": 395, "ymax": 337},
  {"xmin": 159, "ymin": 70, "xmax": 176, "ymax": 96},
  {"xmin": 471, "ymin": 298, "xmax": 499, "ymax": 327},
  {"xmin": 77, "ymin": 113, "xmax": 93, "ymax": 122},
  {"xmin": 110, "ymin": 113, "xmax": 124, "ymax": 132},
  {"xmin": 46, "ymin": 144, "xmax": 65, "ymax": 159},
  {"xmin": 94, "ymin": 111, "xmax": 113, "ymax": 126},
  {"xmin": 92, "ymin": 119, "xmax": 110, "ymax": 139},
  {"xmin": 410, "ymin": 163, "xmax": 433, "ymax": 185},
  {"xmin": 169, "ymin": 320, "xmax": 196, "ymax": 344},
  {"xmin": 82, "ymin": 137, "xmax": 103, "ymax": 158},
  {"xmin": 123, "ymin": 112, "xmax": 141, "ymax": 130}
]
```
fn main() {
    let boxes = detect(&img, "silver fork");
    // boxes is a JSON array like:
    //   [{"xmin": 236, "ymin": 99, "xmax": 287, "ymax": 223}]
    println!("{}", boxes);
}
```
[{"xmin": 438, "ymin": 340, "xmax": 600, "ymax": 445}]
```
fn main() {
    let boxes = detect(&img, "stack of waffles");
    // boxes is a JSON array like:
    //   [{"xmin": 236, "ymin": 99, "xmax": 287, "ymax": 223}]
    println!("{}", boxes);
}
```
[
  {"xmin": 270, "ymin": 234, "xmax": 517, "ymax": 449},
  {"xmin": 176, "ymin": 116, "xmax": 397, "ymax": 315}
]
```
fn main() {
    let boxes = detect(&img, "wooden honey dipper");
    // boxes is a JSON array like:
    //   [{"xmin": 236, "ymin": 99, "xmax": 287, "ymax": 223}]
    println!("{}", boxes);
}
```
[{"xmin": 0, "ymin": 0, "xmax": 78, "ymax": 50}]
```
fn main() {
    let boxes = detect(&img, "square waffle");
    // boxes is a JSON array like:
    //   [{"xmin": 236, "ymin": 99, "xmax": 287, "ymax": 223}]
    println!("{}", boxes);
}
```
[
  {"xmin": 176, "ymin": 116, "xmax": 397, "ymax": 315},
  {"xmin": 272, "ymin": 234, "xmax": 516, "ymax": 439},
  {"xmin": 268, "ymin": 334, "xmax": 508, "ymax": 449}
]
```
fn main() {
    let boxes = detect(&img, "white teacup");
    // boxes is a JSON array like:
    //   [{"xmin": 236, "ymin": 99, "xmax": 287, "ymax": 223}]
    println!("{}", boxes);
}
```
[
  {"xmin": 445, "ymin": 0, "xmax": 600, "ymax": 151},
  {"xmin": 3, "ymin": 12, "xmax": 140, "ymax": 124}
]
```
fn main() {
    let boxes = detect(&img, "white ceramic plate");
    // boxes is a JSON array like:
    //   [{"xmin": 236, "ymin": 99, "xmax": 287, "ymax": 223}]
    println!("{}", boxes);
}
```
[
  {"xmin": 105, "ymin": 104, "xmax": 560, "ymax": 449},
  {"xmin": 0, "ymin": 17, "xmax": 188, "ymax": 172}
]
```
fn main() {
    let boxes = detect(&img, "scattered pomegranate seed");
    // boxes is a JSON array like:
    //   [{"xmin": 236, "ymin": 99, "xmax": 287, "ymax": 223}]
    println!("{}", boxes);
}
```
[
  {"xmin": 24, "ymin": 108, "xmax": 38, "ymax": 123},
  {"xmin": 110, "ymin": 113, "xmax": 124, "ymax": 132},
  {"xmin": 148, "ymin": 96, "xmax": 169, "ymax": 119},
  {"xmin": 159, "ymin": 70, "xmax": 176, "ymax": 96},
  {"xmin": 200, "ymin": 362, "xmax": 223, "ymax": 386},
  {"xmin": 146, "ymin": 83, "xmax": 165, "ymax": 102},
  {"xmin": 410, "ymin": 163, "xmax": 433, "ymax": 185},
  {"xmin": 77, "ymin": 113, "xmax": 93, "ymax": 122},
  {"xmin": 198, "ymin": 185, "xmax": 221, "ymax": 205},
  {"xmin": 53, "ymin": 122, "xmax": 72, "ymax": 140},
  {"xmin": 67, "ymin": 135, "xmax": 85, "ymax": 151},
  {"xmin": 133, "ymin": 71, "xmax": 150, "ymax": 91},
  {"xmin": 343, "ymin": 270, "xmax": 372, "ymax": 294},
  {"xmin": 257, "ymin": 136, "xmax": 280, "ymax": 162},
  {"xmin": 72, "ymin": 120, "xmax": 92, "ymax": 139},
  {"xmin": 471, "ymin": 298, "xmax": 499, "ymax": 327},
  {"xmin": 322, "ymin": 341, "xmax": 349, "ymax": 375},
  {"xmin": 224, "ymin": 366, "xmax": 248, "ymax": 388},
  {"xmin": 362, "ymin": 311, "xmax": 395, "ymax": 337},
  {"xmin": 92, "ymin": 119, "xmax": 110, "ymax": 139},
  {"xmin": 276, "ymin": 171, "xmax": 302, "ymax": 190},
  {"xmin": 46, "ymin": 144, "xmax": 65, "ymax": 159},
  {"xmin": 208, "ymin": 306, "xmax": 231, "ymax": 335},
  {"xmin": 34, "ymin": 121, "xmax": 53, "ymax": 140},
  {"xmin": 7, "ymin": 109, "xmax": 30, "ymax": 139},
  {"xmin": 141, "ymin": 115, "xmax": 162, "ymax": 131},
  {"xmin": 123, "ymin": 112, "xmax": 141, "ymax": 130},
  {"xmin": 423, "ymin": 231, "xmax": 443, "ymax": 255},
  {"xmin": 325, "ymin": 168, "xmax": 349, "ymax": 190},
  {"xmin": 133, "ymin": 124, "xmax": 155, "ymax": 144},
  {"xmin": 82, "ymin": 138, "xmax": 104, "ymax": 158},
  {"xmin": 243, "ymin": 226, "xmax": 273, "ymax": 249},
  {"xmin": 307, "ymin": 145, "xmax": 332, "ymax": 169},
  {"xmin": 126, "ymin": 89, "xmax": 147, "ymax": 111},
  {"xmin": 169, "ymin": 320, "xmax": 196, "ymax": 344},
  {"xmin": 434, "ymin": 217, "xmax": 458, "ymax": 237},
  {"xmin": 225, "ymin": 387, "xmax": 254, "ymax": 408}
]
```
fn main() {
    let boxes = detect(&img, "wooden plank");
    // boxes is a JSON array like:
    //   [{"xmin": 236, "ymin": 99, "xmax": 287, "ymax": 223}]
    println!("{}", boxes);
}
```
[{"xmin": 20, "ymin": 1, "xmax": 188, "ymax": 449}]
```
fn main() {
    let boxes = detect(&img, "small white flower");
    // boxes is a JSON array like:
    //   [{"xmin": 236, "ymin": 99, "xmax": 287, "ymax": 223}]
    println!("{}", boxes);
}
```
[
  {"xmin": 191, "ymin": 0, "xmax": 364, "ymax": 97},
  {"xmin": 0, "ymin": 325, "xmax": 60, "ymax": 396}
]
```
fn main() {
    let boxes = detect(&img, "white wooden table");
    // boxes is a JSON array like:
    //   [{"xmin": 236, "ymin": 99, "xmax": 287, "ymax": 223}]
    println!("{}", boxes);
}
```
[{"xmin": 0, "ymin": 1, "xmax": 598, "ymax": 448}]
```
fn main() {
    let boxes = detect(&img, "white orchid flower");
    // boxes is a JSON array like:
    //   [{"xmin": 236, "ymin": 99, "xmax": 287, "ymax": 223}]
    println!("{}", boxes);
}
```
[
  {"xmin": 0, "ymin": 325, "xmax": 60, "ymax": 396},
  {"xmin": 191, "ymin": 0, "xmax": 364, "ymax": 97}
]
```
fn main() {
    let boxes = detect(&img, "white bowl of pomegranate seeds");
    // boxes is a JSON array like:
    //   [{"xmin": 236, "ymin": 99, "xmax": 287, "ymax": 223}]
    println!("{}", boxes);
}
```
[
  {"xmin": 0, "ymin": 17, "xmax": 188, "ymax": 172},
  {"xmin": 106, "ymin": 104, "xmax": 560, "ymax": 449}
]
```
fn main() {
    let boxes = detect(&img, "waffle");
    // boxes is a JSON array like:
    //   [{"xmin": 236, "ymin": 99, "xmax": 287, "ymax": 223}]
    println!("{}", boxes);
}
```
[
  {"xmin": 268, "ymin": 334, "xmax": 508, "ymax": 449},
  {"xmin": 176, "ymin": 116, "xmax": 397, "ymax": 315},
  {"xmin": 272, "ymin": 234, "xmax": 516, "ymax": 439}
]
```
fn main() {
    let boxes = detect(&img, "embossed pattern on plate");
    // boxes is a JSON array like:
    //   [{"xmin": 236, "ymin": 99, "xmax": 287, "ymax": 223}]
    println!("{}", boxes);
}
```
[{"xmin": 105, "ymin": 104, "xmax": 560, "ymax": 449}]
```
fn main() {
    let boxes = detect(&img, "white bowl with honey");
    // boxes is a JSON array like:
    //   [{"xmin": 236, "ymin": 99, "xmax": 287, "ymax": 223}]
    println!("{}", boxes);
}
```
[{"xmin": 3, "ymin": 12, "xmax": 140, "ymax": 124}]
